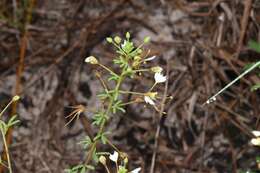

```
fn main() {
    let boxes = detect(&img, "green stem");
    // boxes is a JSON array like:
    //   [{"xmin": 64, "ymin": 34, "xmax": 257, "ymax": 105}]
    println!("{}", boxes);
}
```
[
  {"xmin": 0, "ymin": 100, "xmax": 13, "ymax": 118},
  {"xmin": 106, "ymin": 139, "xmax": 120, "ymax": 153},
  {"xmin": 204, "ymin": 61, "xmax": 260, "ymax": 105},
  {"xmin": 85, "ymin": 69, "xmax": 126, "ymax": 165},
  {"xmin": 119, "ymin": 100, "xmax": 141, "ymax": 106},
  {"xmin": 98, "ymin": 63, "xmax": 119, "ymax": 77},
  {"xmin": 119, "ymin": 90, "xmax": 145, "ymax": 95},
  {"xmin": 133, "ymin": 69, "xmax": 150, "ymax": 73},
  {"xmin": 1, "ymin": 131, "xmax": 12, "ymax": 173},
  {"xmin": 149, "ymin": 83, "xmax": 157, "ymax": 91},
  {"xmin": 104, "ymin": 164, "xmax": 111, "ymax": 173}
]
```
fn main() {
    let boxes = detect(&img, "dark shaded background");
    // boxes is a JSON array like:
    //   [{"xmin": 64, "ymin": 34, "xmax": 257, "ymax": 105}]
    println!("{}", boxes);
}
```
[{"xmin": 0, "ymin": 0, "xmax": 260, "ymax": 172}]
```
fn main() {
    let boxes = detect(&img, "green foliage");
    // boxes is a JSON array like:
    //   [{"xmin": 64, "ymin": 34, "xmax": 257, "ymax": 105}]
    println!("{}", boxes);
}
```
[
  {"xmin": 112, "ymin": 100, "xmax": 125, "ymax": 114},
  {"xmin": 249, "ymin": 40, "xmax": 260, "ymax": 53},
  {"xmin": 0, "ymin": 115, "xmax": 20, "ymax": 135},
  {"xmin": 92, "ymin": 111, "xmax": 108, "ymax": 126},
  {"xmin": 0, "ymin": 96, "xmax": 20, "ymax": 173},
  {"xmin": 251, "ymin": 83, "xmax": 260, "ymax": 91},
  {"xmin": 78, "ymin": 136, "xmax": 92, "ymax": 149},
  {"xmin": 256, "ymin": 156, "xmax": 260, "ymax": 163},
  {"xmin": 118, "ymin": 166, "xmax": 128, "ymax": 173},
  {"xmin": 65, "ymin": 164, "xmax": 95, "ymax": 173},
  {"xmin": 93, "ymin": 131, "xmax": 109, "ymax": 144}
]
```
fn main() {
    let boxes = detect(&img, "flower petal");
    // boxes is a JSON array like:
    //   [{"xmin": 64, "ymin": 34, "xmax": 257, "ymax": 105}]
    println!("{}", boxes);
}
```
[
  {"xmin": 251, "ymin": 138, "xmax": 260, "ymax": 146},
  {"xmin": 145, "ymin": 56, "xmax": 156, "ymax": 61},
  {"xmin": 144, "ymin": 96, "xmax": 155, "ymax": 105},
  {"xmin": 154, "ymin": 72, "xmax": 166, "ymax": 83},
  {"xmin": 109, "ymin": 151, "xmax": 119, "ymax": 163},
  {"xmin": 252, "ymin": 131, "xmax": 260, "ymax": 137},
  {"xmin": 121, "ymin": 40, "xmax": 127, "ymax": 48},
  {"xmin": 130, "ymin": 167, "xmax": 141, "ymax": 173}
]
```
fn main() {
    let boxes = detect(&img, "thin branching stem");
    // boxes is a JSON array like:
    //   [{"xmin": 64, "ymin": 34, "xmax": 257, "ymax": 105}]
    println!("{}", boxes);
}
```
[
  {"xmin": 0, "ymin": 100, "xmax": 14, "ymax": 118},
  {"xmin": 98, "ymin": 63, "xmax": 119, "ymax": 77},
  {"xmin": 1, "ymin": 131, "xmax": 12, "ymax": 173}
]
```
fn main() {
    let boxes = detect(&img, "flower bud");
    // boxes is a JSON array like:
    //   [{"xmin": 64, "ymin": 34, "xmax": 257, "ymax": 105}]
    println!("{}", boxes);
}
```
[
  {"xmin": 151, "ymin": 66, "xmax": 163, "ymax": 73},
  {"xmin": 146, "ymin": 92, "xmax": 158, "ymax": 99},
  {"xmin": 126, "ymin": 32, "xmax": 130, "ymax": 39},
  {"xmin": 137, "ymin": 49, "xmax": 142, "ymax": 54},
  {"xmin": 135, "ymin": 98, "xmax": 143, "ymax": 103},
  {"xmin": 12, "ymin": 95, "xmax": 20, "ymax": 101},
  {"xmin": 85, "ymin": 56, "xmax": 98, "ymax": 64},
  {"xmin": 134, "ymin": 56, "xmax": 141, "ymax": 61},
  {"xmin": 144, "ymin": 36, "xmax": 150, "ymax": 43},
  {"xmin": 106, "ymin": 37, "xmax": 113, "ymax": 43},
  {"xmin": 114, "ymin": 36, "xmax": 122, "ymax": 44},
  {"xmin": 124, "ymin": 157, "xmax": 128, "ymax": 164},
  {"xmin": 132, "ymin": 61, "xmax": 140, "ymax": 68},
  {"xmin": 99, "ymin": 155, "xmax": 107, "ymax": 165}
]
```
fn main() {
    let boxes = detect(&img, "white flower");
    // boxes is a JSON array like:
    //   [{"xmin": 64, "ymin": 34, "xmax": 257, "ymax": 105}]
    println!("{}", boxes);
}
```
[
  {"xmin": 144, "ymin": 96, "xmax": 155, "ymax": 105},
  {"xmin": 154, "ymin": 72, "xmax": 166, "ymax": 83},
  {"xmin": 251, "ymin": 138, "xmax": 260, "ymax": 146},
  {"xmin": 145, "ymin": 56, "xmax": 156, "ymax": 61},
  {"xmin": 251, "ymin": 130, "xmax": 260, "ymax": 146},
  {"xmin": 130, "ymin": 167, "xmax": 141, "ymax": 173},
  {"xmin": 109, "ymin": 151, "xmax": 119, "ymax": 163},
  {"xmin": 144, "ymin": 92, "xmax": 157, "ymax": 105},
  {"xmin": 121, "ymin": 40, "xmax": 127, "ymax": 48},
  {"xmin": 252, "ymin": 131, "xmax": 260, "ymax": 137},
  {"xmin": 85, "ymin": 56, "xmax": 98, "ymax": 64}
]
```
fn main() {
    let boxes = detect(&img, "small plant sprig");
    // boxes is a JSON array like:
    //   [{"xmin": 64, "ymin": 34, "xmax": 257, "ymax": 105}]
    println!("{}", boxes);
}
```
[
  {"xmin": 66, "ymin": 32, "xmax": 168, "ymax": 172},
  {"xmin": 0, "ymin": 96, "xmax": 20, "ymax": 173}
]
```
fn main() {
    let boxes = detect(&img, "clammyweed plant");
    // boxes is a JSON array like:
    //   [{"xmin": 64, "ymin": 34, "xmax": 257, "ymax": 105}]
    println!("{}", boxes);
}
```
[
  {"xmin": 0, "ymin": 95, "xmax": 20, "ymax": 173},
  {"xmin": 65, "ymin": 32, "xmax": 168, "ymax": 173}
]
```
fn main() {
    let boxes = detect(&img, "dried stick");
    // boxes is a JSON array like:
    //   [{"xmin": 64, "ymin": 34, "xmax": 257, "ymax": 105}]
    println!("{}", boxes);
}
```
[
  {"xmin": 150, "ymin": 60, "xmax": 169, "ymax": 173},
  {"xmin": 236, "ymin": 0, "xmax": 252, "ymax": 57}
]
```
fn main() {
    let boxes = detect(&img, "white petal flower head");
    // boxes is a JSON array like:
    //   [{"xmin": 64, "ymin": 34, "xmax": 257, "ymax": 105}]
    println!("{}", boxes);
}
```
[
  {"xmin": 85, "ymin": 56, "xmax": 98, "ymax": 64},
  {"xmin": 252, "ymin": 131, "xmax": 260, "ymax": 137},
  {"xmin": 154, "ymin": 72, "xmax": 166, "ymax": 83},
  {"xmin": 145, "ymin": 56, "xmax": 156, "ymax": 62},
  {"xmin": 144, "ymin": 96, "xmax": 155, "ymax": 105},
  {"xmin": 130, "ymin": 167, "xmax": 141, "ymax": 173},
  {"xmin": 251, "ymin": 138, "xmax": 260, "ymax": 146},
  {"xmin": 121, "ymin": 40, "xmax": 127, "ymax": 48},
  {"xmin": 109, "ymin": 151, "xmax": 119, "ymax": 163}
]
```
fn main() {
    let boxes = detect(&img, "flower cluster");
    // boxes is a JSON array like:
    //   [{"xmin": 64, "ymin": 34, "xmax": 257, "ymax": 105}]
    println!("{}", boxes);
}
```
[{"xmin": 99, "ymin": 151, "xmax": 141, "ymax": 173}]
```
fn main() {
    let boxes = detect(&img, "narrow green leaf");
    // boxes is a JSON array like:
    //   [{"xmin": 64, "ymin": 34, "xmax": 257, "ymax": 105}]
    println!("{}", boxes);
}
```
[
  {"xmin": 249, "ymin": 40, "xmax": 260, "ymax": 53},
  {"xmin": 251, "ymin": 83, "xmax": 260, "ymax": 91},
  {"xmin": 144, "ymin": 36, "xmax": 150, "ymax": 43}
]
